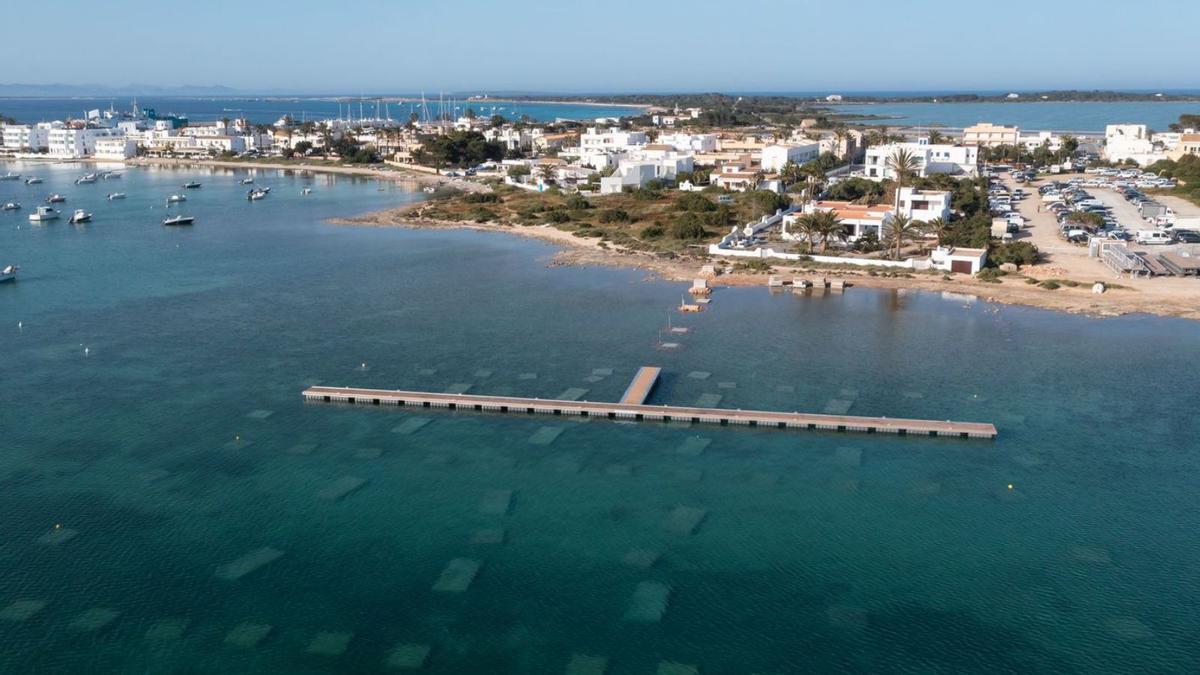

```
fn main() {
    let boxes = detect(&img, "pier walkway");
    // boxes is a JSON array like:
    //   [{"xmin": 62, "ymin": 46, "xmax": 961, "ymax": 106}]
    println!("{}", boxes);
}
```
[
  {"xmin": 302, "ymin": 377, "xmax": 996, "ymax": 440},
  {"xmin": 619, "ymin": 367, "xmax": 661, "ymax": 405}
]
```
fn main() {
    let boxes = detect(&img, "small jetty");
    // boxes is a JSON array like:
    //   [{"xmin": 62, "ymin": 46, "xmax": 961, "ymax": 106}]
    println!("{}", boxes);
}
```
[
  {"xmin": 619, "ymin": 367, "xmax": 661, "ymax": 405},
  {"xmin": 303, "ymin": 369, "xmax": 997, "ymax": 439}
]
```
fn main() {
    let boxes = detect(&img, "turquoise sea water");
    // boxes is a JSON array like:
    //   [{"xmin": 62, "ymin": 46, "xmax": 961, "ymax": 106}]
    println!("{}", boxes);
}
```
[
  {"xmin": 834, "ymin": 101, "xmax": 1200, "ymax": 132},
  {"xmin": 3, "ymin": 162, "xmax": 1200, "ymax": 673}
]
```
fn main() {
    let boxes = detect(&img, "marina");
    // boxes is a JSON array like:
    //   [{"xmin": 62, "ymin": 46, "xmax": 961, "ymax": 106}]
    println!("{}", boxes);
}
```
[{"xmin": 302, "ymin": 370, "xmax": 998, "ymax": 439}]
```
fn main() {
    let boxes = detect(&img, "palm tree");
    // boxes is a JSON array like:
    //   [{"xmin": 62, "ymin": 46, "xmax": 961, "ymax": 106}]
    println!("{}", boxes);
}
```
[
  {"xmin": 538, "ymin": 162, "xmax": 557, "ymax": 184},
  {"xmin": 779, "ymin": 161, "xmax": 804, "ymax": 191},
  {"xmin": 922, "ymin": 217, "xmax": 949, "ymax": 247},
  {"xmin": 797, "ymin": 211, "xmax": 844, "ymax": 253},
  {"xmin": 927, "ymin": 129, "xmax": 947, "ymax": 145},
  {"xmin": 885, "ymin": 147, "xmax": 921, "ymax": 213},
  {"xmin": 885, "ymin": 213, "xmax": 925, "ymax": 260},
  {"xmin": 813, "ymin": 210, "xmax": 844, "ymax": 253},
  {"xmin": 831, "ymin": 125, "xmax": 849, "ymax": 160},
  {"xmin": 800, "ymin": 162, "xmax": 827, "ymax": 207}
]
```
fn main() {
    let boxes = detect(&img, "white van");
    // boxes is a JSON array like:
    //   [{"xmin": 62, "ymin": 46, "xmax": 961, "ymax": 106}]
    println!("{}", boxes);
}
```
[{"xmin": 1135, "ymin": 229, "xmax": 1173, "ymax": 245}]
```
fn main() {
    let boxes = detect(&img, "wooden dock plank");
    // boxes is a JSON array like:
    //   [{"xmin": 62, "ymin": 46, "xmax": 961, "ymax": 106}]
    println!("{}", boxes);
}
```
[
  {"xmin": 301, "ymin": 385, "xmax": 996, "ymax": 439},
  {"xmin": 620, "ymin": 366, "xmax": 662, "ymax": 405}
]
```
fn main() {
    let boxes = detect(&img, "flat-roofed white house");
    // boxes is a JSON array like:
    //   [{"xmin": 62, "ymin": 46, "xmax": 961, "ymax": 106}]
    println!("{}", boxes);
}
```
[
  {"xmin": 760, "ymin": 142, "xmax": 821, "ymax": 172},
  {"xmin": 1104, "ymin": 124, "xmax": 1163, "ymax": 165},
  {"xmin": 898, "ymin": 187, "xmax": 952, "ymax": 222},
  {"xmin": 864, "ymin": 140, "xmax": 979, "ymax": 180},
  {"xmin": 48, "ymin": 127, "xmax": 118, "ymax": 158},
  {"xmin": 94, "ymin": 137, "xmax": 137, "ymax": 160},
  {"xmin": 580, "ymin": 127, "xmax": 648, "ymax": 152},
  {"xmin": 657, "ymin": 132, "xmax": 718, "ymax": 153},
  {"xmin": 1, "ymin": 123, "xmax": 51, "ymax": 151},
  {"xmin": 710, "ymin": 163, "xmax": 761, "ymax": 192},
  {"xmin": 963, "ymin": 122, "xmax": 1019, "ymax": 147},
  {"xmin": 931, "ymin": 246, "xmax": 988, "ymax": 275}
]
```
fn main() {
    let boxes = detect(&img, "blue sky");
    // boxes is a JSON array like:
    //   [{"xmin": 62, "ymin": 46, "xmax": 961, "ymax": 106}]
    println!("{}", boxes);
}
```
[{"xmin": 2, "ymin": 0, "xmax": 1197, "ymax": 93}]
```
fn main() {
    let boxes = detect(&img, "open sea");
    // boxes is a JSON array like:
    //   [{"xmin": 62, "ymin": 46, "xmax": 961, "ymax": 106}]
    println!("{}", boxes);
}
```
[
  {"xmin": 832, "ymin": 101, "xmax": 1200, "ymax": 132},
  {"xmin": 2, "ymin": 160, "xmax": 1200, "ymax": 673},
  {"xmin": 0, "ymin": 98, "xmax": 643, "ymax": 126}
]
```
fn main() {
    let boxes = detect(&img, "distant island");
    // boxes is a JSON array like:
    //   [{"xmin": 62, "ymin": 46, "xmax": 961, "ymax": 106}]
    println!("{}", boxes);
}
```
[{"xmin": 509, "ymin": 90, "xmax": 1200, "ymax": 107}]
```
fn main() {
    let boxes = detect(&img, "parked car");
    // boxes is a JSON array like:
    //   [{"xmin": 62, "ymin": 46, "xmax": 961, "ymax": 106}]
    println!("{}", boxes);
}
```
[{"xmin": 1172, "ymin": 229, "xmax": 1200, "ymax": 243}]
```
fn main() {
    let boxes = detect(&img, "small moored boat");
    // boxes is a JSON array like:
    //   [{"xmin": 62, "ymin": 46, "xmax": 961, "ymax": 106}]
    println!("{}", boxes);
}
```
[
  {"xmin": 240, "ymin": 178, "xmax": 254, "ymax": 184},
  {"xmin": 2, "ymin": 202, "xmax": 19, "ymax": 211},
  {"xmin": 29, "ymin": 206, "xmax": 60, "ymax": 222},
  {"xmin": 302, "ymin": 188, "xmax": 312, "ymax": 195},
  {"xmin": 69, "ymin": 209, "xmax": 92, "ymax": 224},
  {"xmin": 162, "ymin": 215, "xmax": 195, "ymax": 226},
  {"xmin": 102, "ymin": 171, "xmax": 121, "ymax": 180},
  {"xmin": 107, "ymin": 192, "xmax": 126, "ymax": 200},
  {"xmin": 0, "ymin": 172, "xmax": 20, "ymax": 181},
  {"xmin": 24, "ymin": 177, "xmax": 42, "ymax": 185},
  {"xmin": 182, "ymin": 181, "xmax": 201, "ymax": 189},
  {"xmin": 247, "ymin": 188, "xmax": 268, "ymax": 201},
  {"xmin": 75, "ymin": 173, "xmax": 98, "ymax": 185},
  {"xmin": 45, "ymin": 193, "xmax": 66, "ymax": 203},
  {"xmin": 166, "ymin": 194, "xmax": 187, "ymax": 204},
  {"xmin": 0, "ymin": 264, "xmax": 17, "ymax": 283}
]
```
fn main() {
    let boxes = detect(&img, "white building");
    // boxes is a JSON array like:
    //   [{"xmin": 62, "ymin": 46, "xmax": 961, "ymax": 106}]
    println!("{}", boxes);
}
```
[
  {"xmin": 2, "ymin": 123, "xmax": 51, "ymax": 151},
  {"xmin": 931, "ymin": 246, "xmax": 988, "ymax": 275},
  {"xmin": 656, "ymin": 132, "xmax": 718, "ymax": 153},
  {"xmin": 864, "ymin": 140, "xmax": 979, "ymax": 180},
  {"xmin": 483, "ymin": 126, "xmax": 532, "ymax": 152},
  {"xmin": 760, "ymin": 142, "xmax": 821, "ymax": 172},
  {"xmin": 1019, "ymin": 131, "xmax": 1064, "ymax": 152},
  {"xmin": 786, "ymin": 201, "xmax": 894, "ymax": 241},
  {"xmin": 94, "ymin": 137, "xmax": 137, "ymax": 160},
  {"xmin": 600, "ymin": 163, "xmax": 660, "ymax": 194},
  {"xmin": 580, "ymin": 127, "xmax": 648, "ymax": 152},
  {"xmin": 48, "ymin": 127, "xmax": 119, "ymax": 158},
  {"xmin": 897, "ymin": 187, "xmax": 952, "ymax": 222},
  {"xmin": 1104, "ymin": 124, "xmax": 1160, "ymax": 166},
  {"xmin": 962, "ymin": 123, "xmax": 1020, "ymax": 147}
]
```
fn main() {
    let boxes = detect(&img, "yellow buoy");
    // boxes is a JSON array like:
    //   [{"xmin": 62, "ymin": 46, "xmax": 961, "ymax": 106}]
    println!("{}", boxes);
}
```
[{"xmin": 1007, "ymin": 484, "xmax": 1014, "ymax": 490}]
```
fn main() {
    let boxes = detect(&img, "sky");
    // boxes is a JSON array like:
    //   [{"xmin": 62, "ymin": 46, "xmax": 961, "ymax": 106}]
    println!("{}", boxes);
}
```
[{"xmin": 2, "ymin": 0, "xmax": 1197, "ymax": 94}]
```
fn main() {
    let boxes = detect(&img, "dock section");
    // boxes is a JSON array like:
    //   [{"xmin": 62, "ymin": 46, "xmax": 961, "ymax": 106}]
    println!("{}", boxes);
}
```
[
  {"xmin": 302, "ymin": 385, "xmax": 996, "ymax": 439},
  {"xmin": 619, "ymin": 367, "xmax": 661, "ymax": 405}
]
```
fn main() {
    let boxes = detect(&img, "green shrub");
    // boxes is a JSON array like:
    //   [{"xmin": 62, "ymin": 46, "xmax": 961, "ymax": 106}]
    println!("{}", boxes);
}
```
[
  {"xmin": 467, "ymin": 207, "xmax": 498, "ymax": 223},
  {"xmin": 675, "ymin": 192, "xmax": 717, "ymax": 212},
  {"xmin": 564, "ymin": 194, "xmax": 591, "ymax": 210},
  {"xmin": 976, "ymin": 268, "xmax": 1005, "ymax": 283},
  {"xmin": 463, "ymin": 192, "xmax": 500, "ymax": 204},
  {"xmin": 544, "ymin": 210, "xmax": 571, "ymax": 224},
  {"xmin": 598, "ymin": 208, "xmax": 632, "ymax": 224},
  {"xmin": 640, "ymin": 224, "xmax": 665, "ymax": 239},
  {"xmin": 1038, "ymin": 280, "xmax": 1061, "ymax": 290}
]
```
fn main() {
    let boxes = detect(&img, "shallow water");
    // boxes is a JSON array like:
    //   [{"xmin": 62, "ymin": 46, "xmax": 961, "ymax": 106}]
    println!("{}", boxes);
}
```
[{"xmin": 2, "ymin": 162, "xmax": 1200, "ymax": 673}]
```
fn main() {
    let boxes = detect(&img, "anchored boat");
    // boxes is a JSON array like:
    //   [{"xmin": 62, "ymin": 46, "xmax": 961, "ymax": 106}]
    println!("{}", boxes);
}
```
[
  {"xmin": 75, "ymin": 173, "xmax": 98, "ymax": 185},
  {"xmin": 107, "ymin": 192, "xmax": 126, "ymax": 200},
  {"xmin": 182, "ymin": 181, "xmax": 201, "ymax": 189},
  {"xmin": 45, "ymin": 193, "xmax": 66, "ymax": 203},
  {"xmin": 0, "ymin": 264, "xmax": 17, "ymax": 283},
  {"xmin": 162, "ymin": 215, "xmax": 195, "ymax": 226},
  {"xmin": 166, "ymin": 194, "xmax": 187, "ymax": 204},
  {"xmin": 24, "ymin": 176, "xmax": 42, "ymax": 185},
  {"xmin": 29, "ymin": 206, "xmax": 60, "ymax": 222},
  {"xmin": 0, "ymin": 172, "xmax": 20, "ymax": 181},
  {"xmin": 2, "ymin": 202, "xmax": 20, "ymax": 211},
  {"xmin": 69, "ymin": 209, "xmax": 92, "ymax": 224}
]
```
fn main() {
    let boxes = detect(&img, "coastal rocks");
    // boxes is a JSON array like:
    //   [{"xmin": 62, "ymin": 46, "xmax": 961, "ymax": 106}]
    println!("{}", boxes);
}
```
[{"xmin": 1000, "ymin": 263, "xmax": 1020, "ymax": 273}]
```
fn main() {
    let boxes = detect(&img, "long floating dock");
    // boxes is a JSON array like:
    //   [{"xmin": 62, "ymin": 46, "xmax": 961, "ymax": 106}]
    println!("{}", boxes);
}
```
[{"xmin": 302, "ymin": 383, "xmax": 996, "ymax": 440}]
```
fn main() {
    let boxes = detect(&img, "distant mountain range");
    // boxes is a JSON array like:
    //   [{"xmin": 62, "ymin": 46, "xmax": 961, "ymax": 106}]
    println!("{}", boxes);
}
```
[{"xmin": 0, "ymin": 83, "xmax": 245, "ymax": 97}]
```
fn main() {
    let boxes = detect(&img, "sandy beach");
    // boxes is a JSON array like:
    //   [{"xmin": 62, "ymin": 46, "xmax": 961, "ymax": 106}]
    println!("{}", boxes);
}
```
[{"xmin": 337, "ymin": 200, "xmax": 1200, "ymax": 321}]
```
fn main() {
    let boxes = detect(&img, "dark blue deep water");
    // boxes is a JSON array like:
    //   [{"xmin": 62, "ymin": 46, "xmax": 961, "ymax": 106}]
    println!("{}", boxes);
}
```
[{"xmin": 2, "ymin": 160, "xmax": 1199, "ymax": 673}]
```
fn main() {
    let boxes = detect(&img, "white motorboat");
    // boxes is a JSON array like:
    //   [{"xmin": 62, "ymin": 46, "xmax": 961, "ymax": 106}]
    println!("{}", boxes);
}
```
[
  {"xmin": 101, "ymin": 171, "xmax": 121, "ymax": 180},
  {"xmin": 162, "ymin": 215, "xmax": 195, "ymax": 226},
  {"xmin": 29, "ymin": 206, "xmax": 59, "ymax": 222},
  {"xmin": 69, "ymin": 209, "xmax": 93, "ymax": 224},
  {"xmin": 182, "ymin": 181, "xmax": 201, "ymax": 189},
  {"xmin": 302, "ymin": 188, "xmax": 312, "ymax": 195},
  {"xmin": 45, "ymin": 193, "xmax": 66, "ymax": 203},
  {"xmin": 166, "ymin": 194, "xmax": 187, "ymax": 203},
  {"xmin": 24, "ymin": 177, "xmax": 43, "ymax": 185},
  {"xmin": 75, "ymin": 173, "xmax": 98, "ymax": 185},
  {"xmin": 107, "ymin": 192, "xmax": 126, "ymax": 200},
  {"xmin": 0, "ymin": 264, "xmax": 16, "ymax": 283},
  {"xmin": 2, "ymin": 202, "xmax": 19, "ymax": 211},
  {"xmin": 0, "ymin": 172, "xmax": 20, "ymax": 181},
  {"xmin": 247, "ymin": 188, "xmax": 268, "ymax": 201},
  {"xmin": 240, "ymin": 178, "xmax": 254, "ymax": 184}
]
